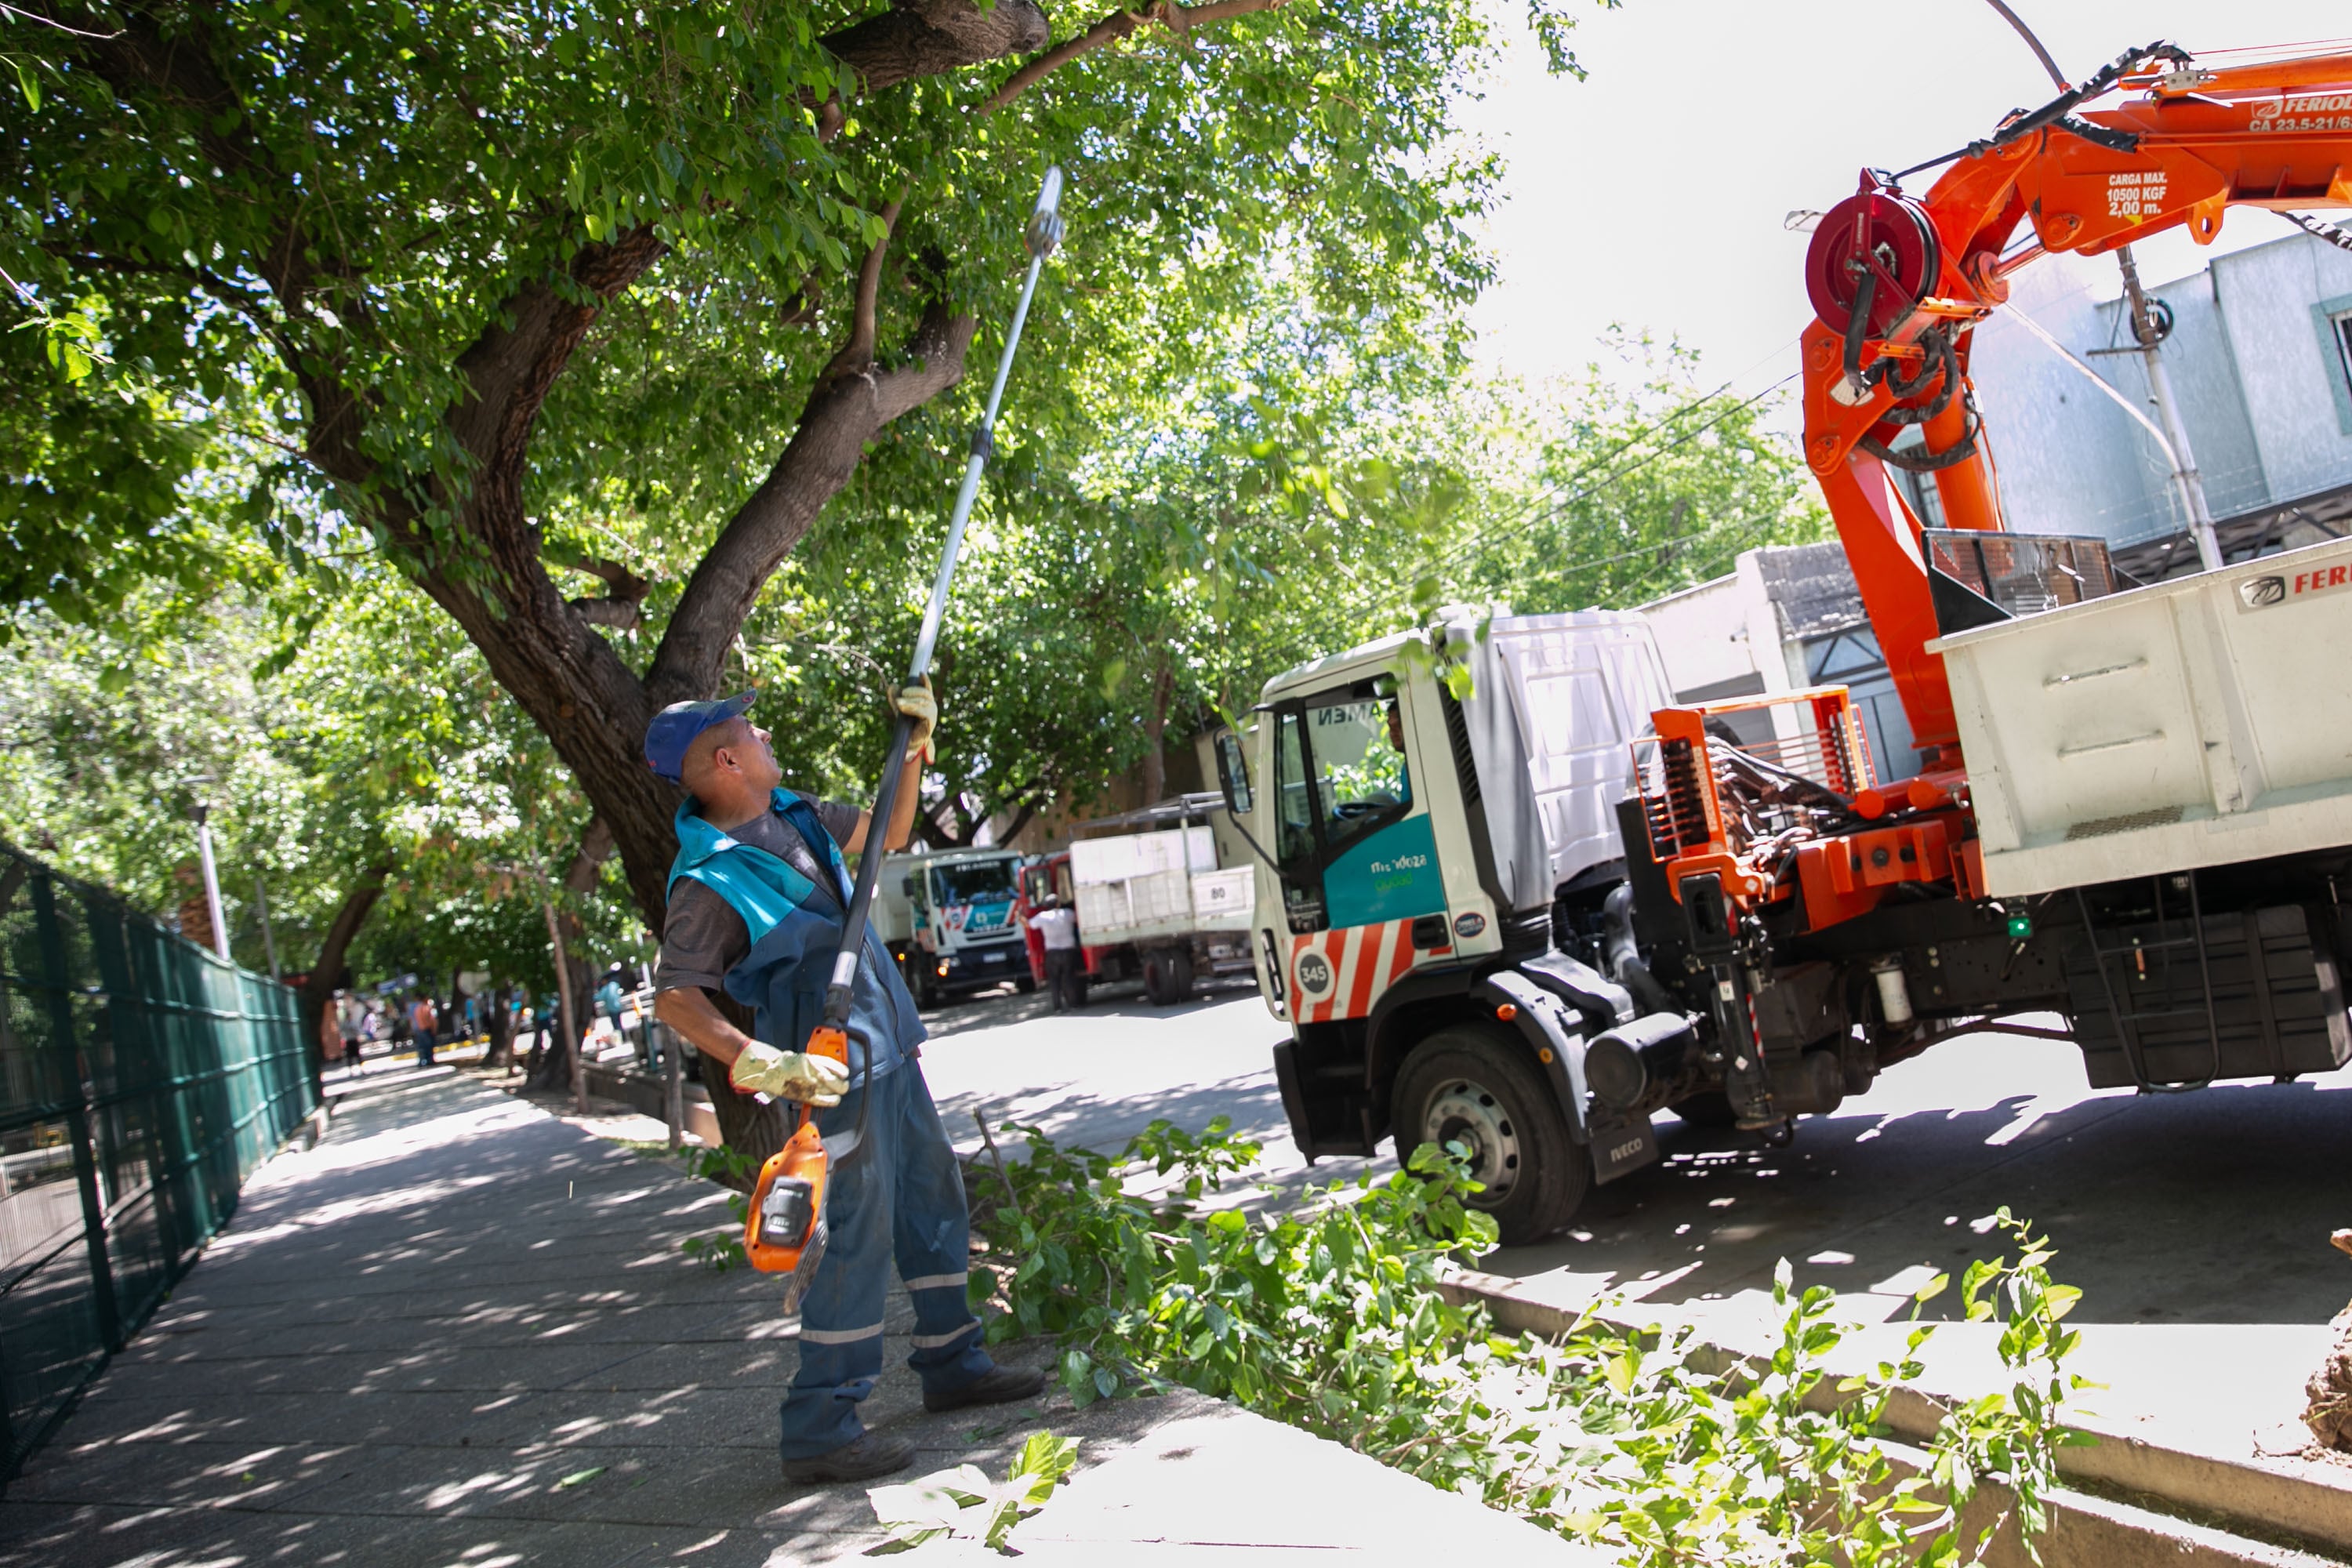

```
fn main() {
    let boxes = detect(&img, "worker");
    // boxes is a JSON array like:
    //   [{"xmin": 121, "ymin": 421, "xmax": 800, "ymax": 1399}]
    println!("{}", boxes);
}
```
[
  {"xmin": 646, "ymin": 688, "xmax": 1043, "ymax": 1486},
  {"xmin": 1026, "ymin": 898, "xmax": 1081, "ymax": 1011}
]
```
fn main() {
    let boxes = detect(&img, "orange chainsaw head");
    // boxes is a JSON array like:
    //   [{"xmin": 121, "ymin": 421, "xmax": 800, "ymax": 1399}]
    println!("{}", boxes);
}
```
[{"xmin": 746, "ymin": 1117, "xmax": 829, "ymax": 1275}]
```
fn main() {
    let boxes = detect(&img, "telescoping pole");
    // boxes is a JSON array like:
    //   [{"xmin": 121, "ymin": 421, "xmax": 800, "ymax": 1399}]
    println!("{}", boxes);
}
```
[{"xmin": 818, "ymin": 168, "xmax": 1066, "ymax": 1031}]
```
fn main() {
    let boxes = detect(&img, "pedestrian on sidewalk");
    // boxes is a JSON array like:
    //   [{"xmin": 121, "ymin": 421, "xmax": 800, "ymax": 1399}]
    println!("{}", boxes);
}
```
[
  {"xmin": 409, "ymin": 993, "xmax": 439, "ymax": 1067},
  {"xmin": 1025, "ymin": 901, "xmax": 1083, "ymax": 1011},
  {"xmin": 647, "ymin": 688, "xmax": 1044, "ymax": 1486}
]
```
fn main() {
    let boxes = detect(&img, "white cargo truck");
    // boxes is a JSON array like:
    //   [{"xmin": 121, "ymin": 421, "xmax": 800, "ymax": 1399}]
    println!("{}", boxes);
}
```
[
  {"xmin": 1213, "ymin": 586, "xmax": 2352, "ymax": 1244},
  {"xmin": 873, "ymin": 847, "xmax": 1034, "ymax": 1008},
  {"xmin": 1065, "ymin": 795, "xmax": 1257, "ymax": 1005}
]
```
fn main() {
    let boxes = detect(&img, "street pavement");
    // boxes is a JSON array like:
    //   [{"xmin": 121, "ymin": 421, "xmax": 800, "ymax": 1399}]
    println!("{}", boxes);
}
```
[
  {"xmin": 916, "ymin": 979, "xmax": 2352, "ymax": 1468},
  {"xmin": 0, "ymin": 1059, "xmax": 1589, "ymax": 1567}
]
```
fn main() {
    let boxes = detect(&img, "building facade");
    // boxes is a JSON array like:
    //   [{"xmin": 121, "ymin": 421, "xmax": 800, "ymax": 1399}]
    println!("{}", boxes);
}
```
[{"xmin": 1918, "ymin": 228, "xmax": 2352, "ymax": 578}]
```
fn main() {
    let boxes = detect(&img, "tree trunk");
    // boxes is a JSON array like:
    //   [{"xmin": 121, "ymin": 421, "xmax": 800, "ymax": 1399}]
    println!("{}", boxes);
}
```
[
  {"xmin": 485, "ymin": 982, "xmax": 516, "ymax": 1071},
  {"xmin": 1140, "ymin": 659, "xmax": 1175, "ymax": 805},
  {"xmin": 296, "ymin": 862, "xmax": 390, "ymax": 1069}
]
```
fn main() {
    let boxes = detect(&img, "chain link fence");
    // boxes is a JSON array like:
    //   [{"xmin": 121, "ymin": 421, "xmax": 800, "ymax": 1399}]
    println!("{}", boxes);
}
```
[{"xmin": 0, "ymin": 840, "xmax": 318, "ymax": 1486}]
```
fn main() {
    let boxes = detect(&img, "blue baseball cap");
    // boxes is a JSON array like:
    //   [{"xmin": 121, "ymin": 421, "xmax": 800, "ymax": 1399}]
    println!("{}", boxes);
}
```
[{"xmin": 643, "ymin": 692, "xmax": 756, "ymax": 783}]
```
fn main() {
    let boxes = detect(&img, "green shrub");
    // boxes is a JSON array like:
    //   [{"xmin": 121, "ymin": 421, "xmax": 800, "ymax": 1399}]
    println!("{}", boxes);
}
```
[{"xmin": 973, "ymin": 1120, "xmax": 2085, "ymax": 1566}]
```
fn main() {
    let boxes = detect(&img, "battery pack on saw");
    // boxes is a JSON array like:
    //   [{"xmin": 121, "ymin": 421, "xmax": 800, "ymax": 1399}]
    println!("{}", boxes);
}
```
[
  {"xmin": 742, "ymin": 1025, "xmax": 850, "ymax": 1335},
  {"xmin": 746, "ymin": 1120, "xmax": 829, "ymax": 1270}
]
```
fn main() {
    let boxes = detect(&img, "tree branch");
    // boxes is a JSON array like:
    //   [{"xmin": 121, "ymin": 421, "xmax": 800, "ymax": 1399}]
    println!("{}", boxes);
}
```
[
  {"xmin": 823, "ymin": 199, "xmax": 905, "ymax": 381},
  {"xmin": 564, "ymin": 555, "xmax": 652, "ymax": 601},
  {"xmin": 647, "ymin": 297, "xmax": 978, "ymax": 704},
  {"xmin": 981, "ymin": 0, "xmax": 1298, "ymax": 114},
  {"xmin": 823, "ymin": 0, "xmax": 1051, "ymax": 94},
  {"xmin": 568, "ymin": 597, "xmax": 644, "ymax": 630},
  {"xmin": 445, "ymin": 226, "xmax": 670, "ymax": 495}
]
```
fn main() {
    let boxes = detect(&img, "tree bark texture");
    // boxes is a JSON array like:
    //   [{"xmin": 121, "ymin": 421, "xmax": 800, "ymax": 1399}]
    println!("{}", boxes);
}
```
[
  {"xmin": 485, "ymin": 981, "xmax": 517, "ymax": 1071},
  {"xmin": 296, "ymin": 862, "xmax": 390, "ymax": 1068},
  {"xmin": 1140, "ymin": 659, "xmax": 1175, "ymax": 805}
]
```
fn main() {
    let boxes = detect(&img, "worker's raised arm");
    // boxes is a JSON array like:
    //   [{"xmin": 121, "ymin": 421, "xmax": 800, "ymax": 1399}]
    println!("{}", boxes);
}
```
[
  {"xmin": 844, "ymin": 747, "xmax": 925, "ymax": 856},
  {"xmin": 844, "ymin": 679, "xmax": 937, "ymax": 855}
]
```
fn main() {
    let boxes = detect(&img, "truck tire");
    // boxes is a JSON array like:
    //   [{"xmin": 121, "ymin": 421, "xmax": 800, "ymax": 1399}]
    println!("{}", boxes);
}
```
[
  {"xmin": 1392, "ymin": 1025, "xmax": 1587, "ymax": 1247},
  {"xmin": 909, "ymin": 960, "xmax": 935, "ymax": 1011},
  {"xmin": 1167, "ymin": 949, "xmax": 1195, "ymax": 1004},
  {"xmin": 1144, "ymin": 951, "xmax": 1176, "ymax": 1007}
]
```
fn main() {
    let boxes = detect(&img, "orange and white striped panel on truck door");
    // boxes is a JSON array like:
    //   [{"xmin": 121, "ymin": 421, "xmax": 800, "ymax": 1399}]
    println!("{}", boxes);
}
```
[{"xmin": 1287, "ymin": 919, "xmax": 1442, "ymax": 1025}]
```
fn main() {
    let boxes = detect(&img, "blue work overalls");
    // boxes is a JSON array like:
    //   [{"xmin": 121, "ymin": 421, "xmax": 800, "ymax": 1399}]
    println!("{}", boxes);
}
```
[{"xmin": 669, "ymin": 790, "xmax": 993, "ymax": 1458}]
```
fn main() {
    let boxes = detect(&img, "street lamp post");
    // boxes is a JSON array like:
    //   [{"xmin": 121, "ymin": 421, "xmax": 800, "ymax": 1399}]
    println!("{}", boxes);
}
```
[
  {"xmin": 192, "ymin": 802, "xmax": 230, "ymax": 964},
  {"xmin": 254, "ymin": 873, "xmax": 281, "ymax": 982}
]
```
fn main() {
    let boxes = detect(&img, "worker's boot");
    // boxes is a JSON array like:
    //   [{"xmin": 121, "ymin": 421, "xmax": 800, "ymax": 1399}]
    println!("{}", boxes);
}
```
[
  {"xmin": 782, "ymin": 1432, "xmax": 915, "ymax": 1485},
  {"xmin": 923, "ymin": 1363, "xmax": 1047, "ymax": 1414}
]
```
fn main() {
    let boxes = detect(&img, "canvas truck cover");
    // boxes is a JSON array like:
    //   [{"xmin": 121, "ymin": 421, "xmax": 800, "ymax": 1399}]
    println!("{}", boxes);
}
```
[{"xmin": 1442, "ymin": 610, "xmax": 1675, "ymax": 915}]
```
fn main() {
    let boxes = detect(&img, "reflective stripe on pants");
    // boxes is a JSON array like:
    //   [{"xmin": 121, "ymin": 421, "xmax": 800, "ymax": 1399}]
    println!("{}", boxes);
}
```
[{"xmin": 778, "ymin": 1063, "xmax": 993, "ymax": 1459}]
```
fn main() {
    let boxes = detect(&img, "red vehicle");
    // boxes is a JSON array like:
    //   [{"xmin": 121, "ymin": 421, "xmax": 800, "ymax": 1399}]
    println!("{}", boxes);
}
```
[{"xmin": 1015, "ymin": 851, "xmax": 1091, "ymax": 1008}]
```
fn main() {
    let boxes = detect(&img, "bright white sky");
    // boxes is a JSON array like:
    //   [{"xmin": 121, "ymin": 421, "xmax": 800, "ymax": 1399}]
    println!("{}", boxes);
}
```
[{"xmin": 1461, "ymin": 0, "xmax": 2352, "ymax": 397}]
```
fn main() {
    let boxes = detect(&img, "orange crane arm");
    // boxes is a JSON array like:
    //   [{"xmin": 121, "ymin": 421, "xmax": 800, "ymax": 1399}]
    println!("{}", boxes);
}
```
[{"xmin": 1799, "ymin": 40, "xmax": 2352, "ymax": 766}]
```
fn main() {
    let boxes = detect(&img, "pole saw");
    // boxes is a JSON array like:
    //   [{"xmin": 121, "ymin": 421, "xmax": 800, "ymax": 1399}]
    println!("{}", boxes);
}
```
[{"xmin": 744, "ymin": 167, "xmax": 1068, "ymax": 1327}]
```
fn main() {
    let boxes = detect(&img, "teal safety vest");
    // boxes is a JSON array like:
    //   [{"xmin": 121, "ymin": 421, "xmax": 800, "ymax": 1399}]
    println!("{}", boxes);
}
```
[{"xmin": 666, "ymin": 789, "xmax": 924, "ymax": 1085}]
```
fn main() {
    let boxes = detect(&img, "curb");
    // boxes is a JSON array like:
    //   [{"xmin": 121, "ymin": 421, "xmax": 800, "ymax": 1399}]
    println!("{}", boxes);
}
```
[{"xmin": 1438, "ymin": 1269, "xmax": 2352, "ymax": 1564}]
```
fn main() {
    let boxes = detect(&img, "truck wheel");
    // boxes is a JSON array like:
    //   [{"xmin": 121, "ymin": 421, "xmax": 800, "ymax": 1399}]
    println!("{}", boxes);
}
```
[
  {"xmin": 1167, "ymin": 950, "xmax": 1195, "ymax": 1004},
  {"xmin": 1144, "ymin": 952, "xmax": 1174, "ymax": 1007},
  {"xmin": 1392, "ymin": 1025, "xmax": 1587, "ymax": 1247},
  {"xmin": 909, "ymin": 962, "xmax": 934, "ymax": 1011}
]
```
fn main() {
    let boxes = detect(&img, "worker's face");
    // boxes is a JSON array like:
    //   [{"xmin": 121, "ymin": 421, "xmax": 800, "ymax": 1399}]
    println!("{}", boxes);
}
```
[
  {"xmin": 708, "ymin": 718, "xmax": 782, "ymax": 795},
  {"xmin": 1385, "ymin": 702, "xmax": 1405, "ymax": 753}
]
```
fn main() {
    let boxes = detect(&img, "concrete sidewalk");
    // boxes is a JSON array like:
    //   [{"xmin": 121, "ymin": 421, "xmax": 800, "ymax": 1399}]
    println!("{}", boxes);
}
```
[{"xmin": 0, "ymin": 1067, "xmax": 1587, "ymax": 1567}]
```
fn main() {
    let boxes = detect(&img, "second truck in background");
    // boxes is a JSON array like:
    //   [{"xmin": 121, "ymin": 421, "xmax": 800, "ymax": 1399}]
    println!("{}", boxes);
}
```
[
  {"xmin": 1020, "ymin": 795, "xmax": 1257, "ymax": 1006},
  {"xmin": 875, "ymin": 847, "xmax": 1034, "ymax": 1008}
]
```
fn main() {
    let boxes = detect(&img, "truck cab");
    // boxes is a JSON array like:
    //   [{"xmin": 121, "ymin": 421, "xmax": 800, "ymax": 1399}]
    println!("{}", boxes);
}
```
[
  {"xmin": 876, "ymin": 848, "xmax": 1036, "ymax": 1008},
  {"xmin": 1215, "ymin": 609, "xmax": 1690, "ymax": 1243}
]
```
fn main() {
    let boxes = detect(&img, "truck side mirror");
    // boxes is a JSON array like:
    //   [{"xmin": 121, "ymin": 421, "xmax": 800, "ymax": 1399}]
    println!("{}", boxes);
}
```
[
  {"xmin": 1214, "ymin": 730, "xmax": 1254, "ymax": 816},
  {"xmin": 901, "ymin": 874, "xmax": 919, "ymax": 898}
]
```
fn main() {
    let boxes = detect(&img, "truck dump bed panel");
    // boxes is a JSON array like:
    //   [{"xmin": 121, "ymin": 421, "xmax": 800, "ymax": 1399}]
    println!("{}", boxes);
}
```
[
  {"xmin": 1935, "ymin": 535, "xmax": 2352, "ymax": 897},
  {"xmin": 1072, "ymin": 827, "xmax": 1222, "ymax": 944}
]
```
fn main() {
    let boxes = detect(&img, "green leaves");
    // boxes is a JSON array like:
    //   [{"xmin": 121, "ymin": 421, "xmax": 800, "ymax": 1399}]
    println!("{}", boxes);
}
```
[
  {"xmin": 973, "ymin": 1123, "xmax": 2082, "ymax": 1568},
  {"xmin": 866, "ymin": 1432, "xmax": 1080, "ymax": 1554}
]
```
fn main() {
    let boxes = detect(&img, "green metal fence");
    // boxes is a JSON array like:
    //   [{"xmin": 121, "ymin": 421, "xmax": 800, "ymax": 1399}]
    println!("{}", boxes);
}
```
[{"xmin": 0, "ymin": 840, "xmax": 318, "ymax": 1484}]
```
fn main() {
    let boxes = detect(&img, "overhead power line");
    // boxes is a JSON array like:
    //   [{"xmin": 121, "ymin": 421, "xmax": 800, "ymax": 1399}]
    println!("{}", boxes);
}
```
[{"xmin": 1425, "ymin": 368, "xmax": 1801, "ymax": 581}]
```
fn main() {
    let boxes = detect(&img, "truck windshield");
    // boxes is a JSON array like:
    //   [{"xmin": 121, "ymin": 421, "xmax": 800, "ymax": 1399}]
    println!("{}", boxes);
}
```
[
  {"xmin": 931, "ymin": 860, "xmax": 1017, "ymax": 904},
  {"xmin": 1308, "ymin": 692, "xmax": 1410, "ymax": 852},
  {"xmin": 1276, "ymin": 686, "xmax": 1412, "ymax": 868}
]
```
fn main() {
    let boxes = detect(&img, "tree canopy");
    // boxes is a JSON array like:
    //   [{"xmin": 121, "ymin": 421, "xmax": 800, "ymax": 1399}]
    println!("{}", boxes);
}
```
[{"xmin": 0, "ymin": 1, "xmax": 1837, "ymax": 1076}]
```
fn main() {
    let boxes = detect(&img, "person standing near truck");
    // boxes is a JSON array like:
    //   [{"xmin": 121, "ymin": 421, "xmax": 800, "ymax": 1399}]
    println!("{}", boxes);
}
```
[
  {"xmin": 1026, "ymin": 900, "xmax": 1081, "ymax": 1011},
  {"xmin": 646, "ymin": 689, "xmax": 1044, "ymax": 1486},
  {"xmin": 408, "ymin": 993, "xmax": 438, "ymax": 1067}
]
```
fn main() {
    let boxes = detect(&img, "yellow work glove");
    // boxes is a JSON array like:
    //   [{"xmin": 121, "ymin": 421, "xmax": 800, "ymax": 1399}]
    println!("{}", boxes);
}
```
[
  {"xmin": 891, "ymin": 676, "xmax": 939, "ymax": 764},
  {"xmin": 728, "ymin": 1040, "xmax": 849, "ymax": 1106}
]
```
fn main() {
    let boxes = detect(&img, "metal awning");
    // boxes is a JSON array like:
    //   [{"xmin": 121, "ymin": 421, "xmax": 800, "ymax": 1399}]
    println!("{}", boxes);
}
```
[{"xmin": 2110, "ymin": 478, "xmax": 2352, "ymax": 584}]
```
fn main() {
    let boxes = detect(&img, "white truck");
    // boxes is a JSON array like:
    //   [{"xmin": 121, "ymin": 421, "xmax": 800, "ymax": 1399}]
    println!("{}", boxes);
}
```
[
  {"xmin": 1213, "ymin": 585, "xmax": 2352, "ymax": 1244},
  {"xmin": 874, "ymin": 847, "xmax": 1035, "ymax": 1008},
  {"xmin": 1065, "ymin": 796, "xmax": 1257, "ymax": 1005}
]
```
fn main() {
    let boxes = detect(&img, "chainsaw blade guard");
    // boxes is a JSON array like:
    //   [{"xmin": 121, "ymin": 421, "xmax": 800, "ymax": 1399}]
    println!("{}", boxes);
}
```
[{"xmin": 775, "ymin": 1212, "xmax": 829, "ymax": 1337}]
